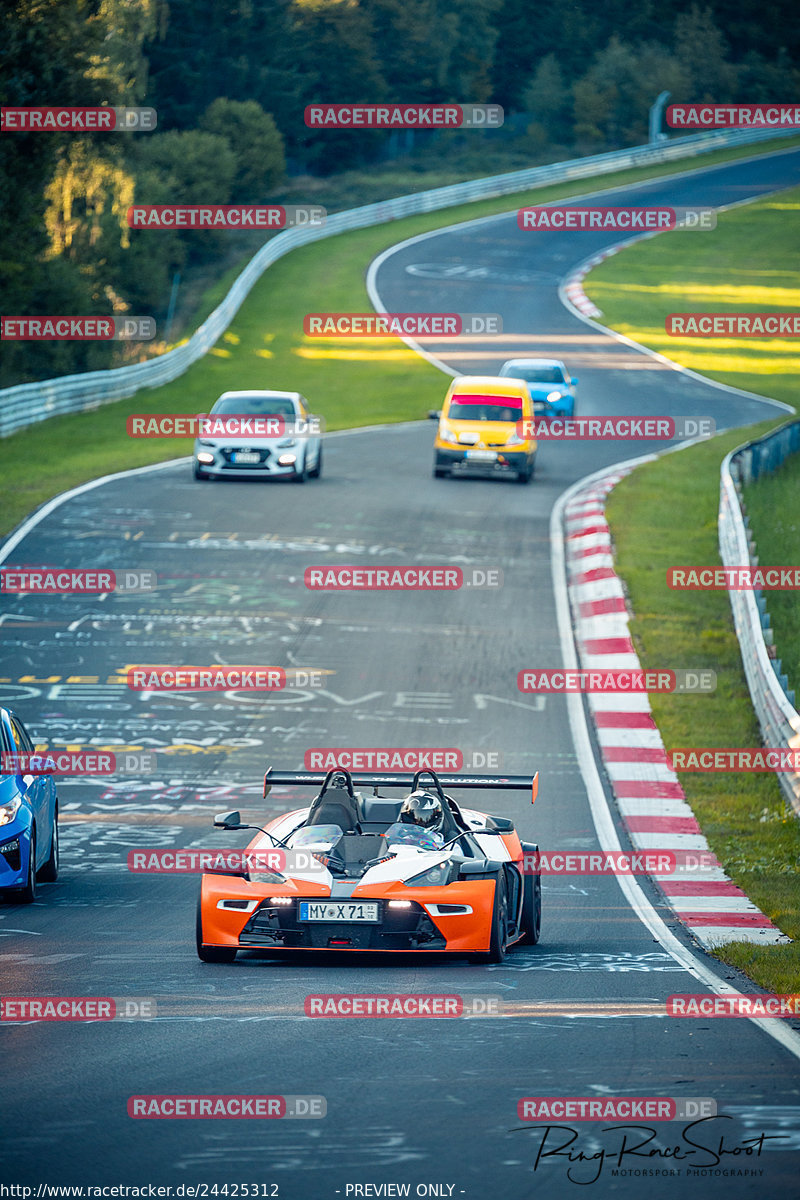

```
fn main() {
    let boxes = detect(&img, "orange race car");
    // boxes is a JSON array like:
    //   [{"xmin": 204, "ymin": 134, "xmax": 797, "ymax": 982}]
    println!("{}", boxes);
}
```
[{"xmin": 196, "ymin": 768, "xmax": 541, "ymax": 963}]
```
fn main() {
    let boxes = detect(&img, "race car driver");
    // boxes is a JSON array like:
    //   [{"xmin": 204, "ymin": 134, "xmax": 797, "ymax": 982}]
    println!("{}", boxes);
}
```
[{"xmin": 399, "ymin": 790, "xmax": 446, "ymax": 833}]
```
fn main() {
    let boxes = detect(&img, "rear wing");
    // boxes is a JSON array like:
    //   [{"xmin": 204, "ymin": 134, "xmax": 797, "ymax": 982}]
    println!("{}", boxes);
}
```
[{"xmin": 264, "ymin": 767, "xmax": 538, "ymax": 805}]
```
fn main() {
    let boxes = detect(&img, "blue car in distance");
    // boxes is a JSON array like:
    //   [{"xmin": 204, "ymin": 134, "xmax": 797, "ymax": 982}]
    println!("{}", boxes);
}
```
[
  {"xmin": 498, "ymin": 358, "xmax": 577, "ymax": 419},
  {"xmin": 0, "ymin": 707, "xmax": 58, "ymax": 902}
]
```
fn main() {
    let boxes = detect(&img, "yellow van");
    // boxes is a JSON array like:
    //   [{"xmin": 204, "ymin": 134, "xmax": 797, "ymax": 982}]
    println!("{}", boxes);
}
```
[{"xmin": 431, "ymin": 376, "xmax": 537, "ymax": 483}]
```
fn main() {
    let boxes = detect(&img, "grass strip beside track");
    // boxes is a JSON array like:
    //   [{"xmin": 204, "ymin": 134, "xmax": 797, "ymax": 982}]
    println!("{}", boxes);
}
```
[
  {"xmin": 585, "ymin": 190, "xmax": 800, "ymax": 993},
  {"xmin": 742, "ymin": 450, "xmax": 800, "ymax": 699},
  {"xmin": 2, "ymin": 137, "xmax": 799, "ymax": 539}
]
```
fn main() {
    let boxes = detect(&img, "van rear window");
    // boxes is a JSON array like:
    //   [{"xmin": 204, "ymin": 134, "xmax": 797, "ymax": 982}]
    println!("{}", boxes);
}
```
[{"xmin": 448, "ymin": 394, "xmax": 523, "ymax": 422}]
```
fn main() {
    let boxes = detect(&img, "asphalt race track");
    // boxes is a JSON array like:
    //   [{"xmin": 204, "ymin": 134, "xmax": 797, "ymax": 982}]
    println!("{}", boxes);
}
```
[{"xmin": 2, "ymin": 148, "xmax": 800, "ymax": 1199}]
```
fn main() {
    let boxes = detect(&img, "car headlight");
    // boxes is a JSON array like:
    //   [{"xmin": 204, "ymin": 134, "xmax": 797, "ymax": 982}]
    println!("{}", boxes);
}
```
[
  {"xmin": 278, "ymin": 438, "xmax": 297, "ymax": 448},
  {"xmin": 403, "ymin": 861, "xmax": 454, "ymax": 888},
  {"xmin": 505, "ymin": 432, "xmax": 524, "ymax": 446},
  {"xmin": 0, "ymin": 797, "xmax": 22, "ymax": 827},
  {"xmin": 546, "ymin": 390, "xmax": 563, "ymax": 402},
  {"xmin": 249, "ymin": 869, "xmax": 287, "ymax": 885},
  {"xmin": 197, "ymin": 439, "xmax": 215, "ymax": 447},
  {"xmin": 438, "ymin": 423, "xmax": 457, "ymax": 444}
]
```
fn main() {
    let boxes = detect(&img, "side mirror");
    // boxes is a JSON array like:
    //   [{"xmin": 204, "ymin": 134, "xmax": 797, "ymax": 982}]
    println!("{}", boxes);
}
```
[
  {"xmin": 428, "ymin": 410, "xmax": 441, "ymax": 420},
  {"xmin": 214, "ymin": 810, "xmax": 244, "ymax": 829},
  {"xmin": 485, "ymin": 815, "xmax": 515, "ymax": 833},
  {"xmin": 571, "ymin": 377, "xmax": 578, "ymax": 386}
]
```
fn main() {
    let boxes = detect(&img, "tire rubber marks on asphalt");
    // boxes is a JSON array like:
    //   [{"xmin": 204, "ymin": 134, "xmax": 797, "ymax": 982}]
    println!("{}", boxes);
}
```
[
  {"xmin": 491, "ymin": 952, "xmax": 687, "ymax": 972},
  {"xmin": 406, "ymin": 261, "xmax": 558, "ymax": 285}
]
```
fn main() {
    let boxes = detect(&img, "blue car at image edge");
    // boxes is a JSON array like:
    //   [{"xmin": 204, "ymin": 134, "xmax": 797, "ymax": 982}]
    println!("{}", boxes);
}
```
[{"xmin": 0, "ymin": 707, "xmax": 59, "ymax": 902}]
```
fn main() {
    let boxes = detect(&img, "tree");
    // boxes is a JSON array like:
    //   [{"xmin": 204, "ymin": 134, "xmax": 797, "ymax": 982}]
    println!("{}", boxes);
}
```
[
  {"xmin": 570, "ymin": 35, "xmax": 686, "ymax": 148},
  {"xmin": 522, "ymin": 53, "xmax": 571, "ymax": 146},
  {"xmin": 288, "ymin": 0, "xmax": 387, "ymax": 172},
  {"xmin": 145, "ymin": 0, "xmax": 298, "ymax": 131},
  {"xmin": 200, "ymin": 99, "xmax": 286, "ymax": 199},
  {"xmin": 0, "ymin": 0, "xmax": 128, "ymax": 384},
  {"xmin": 674, "ymin": 5, "xmax": 736, "ymax": 101}
]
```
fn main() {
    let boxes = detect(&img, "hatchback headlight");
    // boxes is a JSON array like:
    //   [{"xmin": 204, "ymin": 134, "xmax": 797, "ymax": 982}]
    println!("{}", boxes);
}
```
[
  {"xmin": 438, "ymin": 423, "xmax": 457, "ymax": 444},
  {"xmin": 546, "ymin": 390, "xmax": 562, "ymax": 402},
  {"xmin": 505, "ymin": 432, "xmax": 524, "ymax": 446},
  {"xmin": 0, "ymin": 797, "xmax": 22, "ymax": 827}
]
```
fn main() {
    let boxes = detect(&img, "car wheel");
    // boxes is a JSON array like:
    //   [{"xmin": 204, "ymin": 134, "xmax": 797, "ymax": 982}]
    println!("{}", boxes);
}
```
[
  {"xmin": 293, "ymin": 456, "xmax": 308, "ymax": 483},
  {"xmin": 193, "ymin": 463, "xmax": 208, "ymax": 481},
  {"xmin": 517, "ymin": 466, "xmax": 531, "ymax": 484},
  {"xmin": 486, "ymin": 873, "xmax": 509, "ymax": 963},
  {"xmin": 196, "ymin": 896, "xmax": 237, "ymax": 963},
  {"xmin": 521, "ymin": 872, "xmax": 541, "ymax": 945},
  {"xmin": 18, "ymin": 829, "xmax": 37, "ymax": 903},
  {"xmin": 433, "ymin": 466, "xmax": 449, "ymax": 479},
  {"xmin": 308, "ymin": 446, "xmax": 323, "ymax": 478},
  {"xmin": 38, "ymin": 807, "xmax": 59, "ymax": 882}
]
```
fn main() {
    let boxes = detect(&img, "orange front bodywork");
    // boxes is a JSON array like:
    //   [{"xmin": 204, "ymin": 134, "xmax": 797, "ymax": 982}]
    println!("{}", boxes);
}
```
[{"xmin": 199, "ymin": 872, "xmax": 499, "ymax": 953}]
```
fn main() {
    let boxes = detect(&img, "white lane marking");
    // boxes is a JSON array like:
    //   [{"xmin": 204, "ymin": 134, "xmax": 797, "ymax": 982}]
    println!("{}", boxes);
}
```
[
  {"xmin": 557, "ymin": 188, "xmax": 797, "ymax": 414},
  {"xmin": 551, "ymin": 457, "xmax": 800, "ymax": 1063},
  {"xmin": 367, "ymin": 143, "xmax": 800, "ymax": 400}
]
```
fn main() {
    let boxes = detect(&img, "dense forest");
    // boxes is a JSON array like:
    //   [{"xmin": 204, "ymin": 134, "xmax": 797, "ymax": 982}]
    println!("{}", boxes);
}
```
[{"xmin": 1, "ymin": 0, "xmax": 798, "ymax": 385}]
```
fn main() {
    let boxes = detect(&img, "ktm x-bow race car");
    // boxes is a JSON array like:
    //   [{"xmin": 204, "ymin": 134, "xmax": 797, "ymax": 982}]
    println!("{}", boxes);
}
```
[{"xmin": 196, "ymin": 768, "xmax": 541, "ymax": 963}]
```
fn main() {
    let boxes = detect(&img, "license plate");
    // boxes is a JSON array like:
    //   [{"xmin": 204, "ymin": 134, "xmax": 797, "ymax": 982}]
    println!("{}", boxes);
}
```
[
  {"xmin": 466, "ymin": 449, "xmax": 497, "ymax": 462},
  {"xmin": 298, "ymin": 901, "xmax": 380, "ymax": 923},
  {"xmin": 232, "ymin": 451, "xmax": 261, "ymax": 464}
]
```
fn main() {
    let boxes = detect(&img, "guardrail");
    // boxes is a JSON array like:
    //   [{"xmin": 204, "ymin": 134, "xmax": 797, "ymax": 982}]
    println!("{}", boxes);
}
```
[
  {"xmin": 1, "ymin": 123, "xmax": 797, "ymax": 438},
  {"xmin": 719, "ymin": 421, "xmax": 800, "ymax": 817}
]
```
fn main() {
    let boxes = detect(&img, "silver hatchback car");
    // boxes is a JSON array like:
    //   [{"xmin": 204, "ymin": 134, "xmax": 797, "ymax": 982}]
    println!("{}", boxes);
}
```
[{"xmin": 193, "ymin": 390, "xmax": 323, "ymax": 482}]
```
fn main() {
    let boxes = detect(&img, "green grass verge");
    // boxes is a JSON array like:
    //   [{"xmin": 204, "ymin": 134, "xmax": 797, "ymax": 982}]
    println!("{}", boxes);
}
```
[
  {"xmin": 742, "ymin": 449, "xmax": 800, "ymax": 700},
  {"xmin": 585, "ymin": 189, "xmax": 800, "ymax": 992},
  {"xmin": 2, "ymin": 136, "xmax": 799, "ymax": 539}
]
